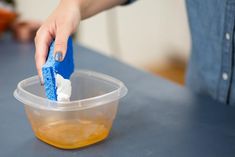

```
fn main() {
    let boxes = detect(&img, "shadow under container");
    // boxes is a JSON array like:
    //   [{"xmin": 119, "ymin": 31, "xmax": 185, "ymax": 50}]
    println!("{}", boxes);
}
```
[{"xmin": 14, "ymin": 70, "xmax": 128, "ymax": 149}]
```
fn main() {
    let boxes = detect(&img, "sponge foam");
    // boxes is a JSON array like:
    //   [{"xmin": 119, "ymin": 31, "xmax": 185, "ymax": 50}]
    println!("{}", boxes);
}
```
[{"xmin": 42, "ymin": 37, "xmax": 74, "ymax": 101}]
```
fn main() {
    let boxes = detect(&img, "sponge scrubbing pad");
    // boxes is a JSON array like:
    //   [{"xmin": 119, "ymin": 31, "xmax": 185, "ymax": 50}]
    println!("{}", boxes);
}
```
[{"xmin": 42, "ymin": 37, "xmax": 74, "ymax": 101}]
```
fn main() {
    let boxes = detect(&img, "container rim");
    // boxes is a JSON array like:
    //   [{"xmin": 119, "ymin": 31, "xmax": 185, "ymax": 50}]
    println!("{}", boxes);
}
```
[{"xmin": 14, "ymin": 70, "xmax": 128, "ymax": 111}]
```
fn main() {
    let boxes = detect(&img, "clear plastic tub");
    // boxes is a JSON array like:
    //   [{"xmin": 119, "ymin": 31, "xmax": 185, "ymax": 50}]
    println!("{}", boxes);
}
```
[{"xmin": 14, "ymin": 70, "xmax": 127, "ymax": 149}]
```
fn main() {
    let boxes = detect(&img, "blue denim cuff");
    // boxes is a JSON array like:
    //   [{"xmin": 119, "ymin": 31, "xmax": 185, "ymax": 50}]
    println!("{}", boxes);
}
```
[{"xmin": 122, "ymin": 0, "xmax": 136, "ymax": 5}]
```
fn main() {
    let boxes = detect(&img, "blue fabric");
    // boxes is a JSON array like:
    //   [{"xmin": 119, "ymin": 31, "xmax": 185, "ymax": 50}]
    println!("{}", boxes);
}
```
[
  {"xmin": 122, "ymin": 0, "xmax": 136, "ymax": 5},
  {"xmin": 185, "ymin": 0, "xmax": 235, "ymax": 106},
  {"xmin": 42, "ymin": 37, "xmax": 74, "ymax": 101},
  {"xmin": 125, "ymin": 0, "xmax": 235, "ymax": 105}
]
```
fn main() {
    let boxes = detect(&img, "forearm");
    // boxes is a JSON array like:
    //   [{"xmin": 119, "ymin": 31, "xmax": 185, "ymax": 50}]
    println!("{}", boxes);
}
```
[{"xmin": 61, "ymin": 0, "xmax": 127, "ymax": 20}]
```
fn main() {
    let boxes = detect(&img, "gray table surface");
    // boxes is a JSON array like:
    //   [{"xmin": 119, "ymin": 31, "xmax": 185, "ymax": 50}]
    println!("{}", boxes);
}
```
[{"xmin": 0, "ymin": 36, "xmax": 235, "ymax": 157}]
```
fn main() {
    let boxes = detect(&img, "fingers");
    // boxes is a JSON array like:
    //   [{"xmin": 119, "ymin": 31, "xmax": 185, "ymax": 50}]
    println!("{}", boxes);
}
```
[
  {"xmin": 54, "ymin": 24, "xmax": 71, "ymax": 62},
  {"xmin": 34, "ymin": 27, "xmax": 53, "ymax": 84},
  {"xmin": 34, "ymin": 20, "xmax": 72, "ymax": 85}
]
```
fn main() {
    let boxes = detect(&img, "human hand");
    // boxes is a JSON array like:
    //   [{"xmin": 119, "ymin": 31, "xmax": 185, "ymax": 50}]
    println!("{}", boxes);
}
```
[{"xmin": 34, "ymin": 0, "xmax": 80, "ymax": 84}]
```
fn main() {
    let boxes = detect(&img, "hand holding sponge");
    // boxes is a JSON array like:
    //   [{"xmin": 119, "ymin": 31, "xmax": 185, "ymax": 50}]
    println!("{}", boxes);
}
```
[{"xmin": 42, "ymin": 37, "xmax": 74, "ymax": 101}]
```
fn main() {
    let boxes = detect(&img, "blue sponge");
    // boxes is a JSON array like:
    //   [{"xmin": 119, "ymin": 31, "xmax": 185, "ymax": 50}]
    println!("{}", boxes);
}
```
[{"xmin": 42, "ymin": 37, "xmax": 74, "ymax": 101}]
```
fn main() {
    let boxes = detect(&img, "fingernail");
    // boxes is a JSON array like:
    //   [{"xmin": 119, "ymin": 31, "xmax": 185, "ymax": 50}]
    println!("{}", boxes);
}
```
[
  {"xmin": 54, "ymin": 51, "xmax": 63, "ymax": 62},
  {"xmin": 40, "ymin": 77, "xmax": 44, "ymax": 86}
]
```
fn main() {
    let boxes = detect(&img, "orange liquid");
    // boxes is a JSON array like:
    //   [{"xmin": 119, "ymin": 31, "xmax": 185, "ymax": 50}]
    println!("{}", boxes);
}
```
[{"xmin": 34, "ymin": 119, "xmax": 109, "ymax": 149}]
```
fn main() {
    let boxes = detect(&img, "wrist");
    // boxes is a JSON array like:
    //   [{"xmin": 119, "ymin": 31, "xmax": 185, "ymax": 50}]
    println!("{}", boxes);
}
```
[
  {"xmin": 60, "ymin": 0, "xmax": 89, "ymax": 20},
  {"xmin": 76, "ymin": 0, "xmax": 91, "ymax": 20},
  {"xmin": 59, "ymin": 0, "xmax": 82, "ymax": 12}
]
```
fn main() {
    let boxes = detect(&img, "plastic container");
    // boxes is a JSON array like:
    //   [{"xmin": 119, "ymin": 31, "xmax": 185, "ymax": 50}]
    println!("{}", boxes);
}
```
[{"xmin": 14, "ymin": 70, "xmax": 127, "ymax": 149}]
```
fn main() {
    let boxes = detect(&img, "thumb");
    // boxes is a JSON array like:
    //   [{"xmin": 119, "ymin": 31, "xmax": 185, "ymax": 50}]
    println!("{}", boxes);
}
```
[{"xmin": 54, "ymin": 26, "xmax": 71, "ymax": 62}]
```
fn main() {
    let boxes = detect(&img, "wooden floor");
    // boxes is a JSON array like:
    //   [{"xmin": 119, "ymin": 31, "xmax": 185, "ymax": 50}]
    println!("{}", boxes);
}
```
[{"xmin": 147, "ymin": 56, "xmax": 187, "ymax": 85}]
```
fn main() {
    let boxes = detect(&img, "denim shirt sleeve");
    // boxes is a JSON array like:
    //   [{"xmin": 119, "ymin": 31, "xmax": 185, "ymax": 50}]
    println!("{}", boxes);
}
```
[{"xmin": 121, "ymin": 0, "xmax": 136, "ymax": 5}]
